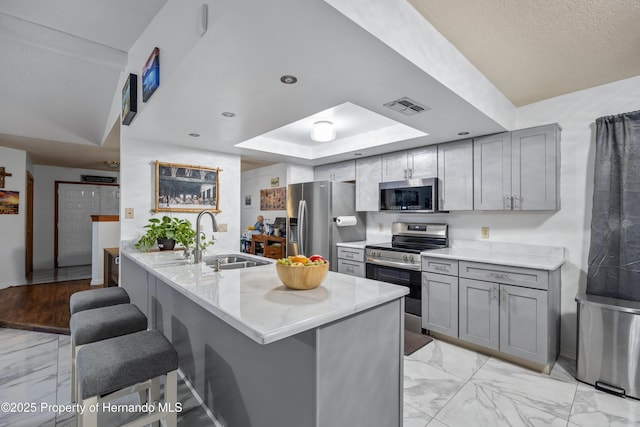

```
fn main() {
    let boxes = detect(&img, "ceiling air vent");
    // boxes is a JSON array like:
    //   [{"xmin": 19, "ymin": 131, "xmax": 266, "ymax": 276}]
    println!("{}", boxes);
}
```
[{"xmin": 383, "ymin": 97, "xmax": 430, "ymax": 116}]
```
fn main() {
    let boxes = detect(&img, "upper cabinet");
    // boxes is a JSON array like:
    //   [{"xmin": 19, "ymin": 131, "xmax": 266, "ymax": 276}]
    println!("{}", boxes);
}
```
[
  {"xmin": 314, "ymin": 160, "xmax": 356, "ymax": 182},
  {"xmin": 356, "ymin": 155, "xmax": 382, "ymax": 211},
  {"xmin": 382, "ymin": 146, "xmax": 437, "ymax": 182},
  {"xmin": 474, "ymin": 123, "xmax": 560, "ymax": 211},
  {"xmin": 438, "ymin": 139, "xmax": 474, "ymax": 211}
]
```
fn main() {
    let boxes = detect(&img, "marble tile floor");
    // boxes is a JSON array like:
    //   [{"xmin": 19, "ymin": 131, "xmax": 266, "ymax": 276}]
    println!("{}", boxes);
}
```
[
  {"xmin": 26, "ymin": 266, "xmax": 92, "ymax": 285},
  {"xmin": 2, "ymin": 327, "xmax": 639, "ymax": 427}
]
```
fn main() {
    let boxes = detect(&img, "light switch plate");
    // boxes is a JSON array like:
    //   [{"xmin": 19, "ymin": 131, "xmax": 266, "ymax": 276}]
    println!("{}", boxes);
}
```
[
  {"xmin": 378, "ymin": 223, "xmax": 384, "ymax": 232},
  {"xmin": 481, "ymin": 227, "xmax": 490, "ymax": 239},
  {"xmin": 218, "ymin": 223, "xmax": 228, "ymax": 232},
  {"xmin": 125, "ymin": 208, "xmax": 134, "ymax": 219}
]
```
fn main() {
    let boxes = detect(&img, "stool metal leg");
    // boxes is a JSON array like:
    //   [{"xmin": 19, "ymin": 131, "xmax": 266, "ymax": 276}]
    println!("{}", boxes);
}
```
[
  {"xmin": 165, "ymin": 370, "xmax": 178, "ymax": 427},
  {"xmin": 71, "ymin": 340, "xmax": 76, "ymax": 403},
  {"xmin": 79, "ymin": 396, "xmax": 98, "ymax": 427}
]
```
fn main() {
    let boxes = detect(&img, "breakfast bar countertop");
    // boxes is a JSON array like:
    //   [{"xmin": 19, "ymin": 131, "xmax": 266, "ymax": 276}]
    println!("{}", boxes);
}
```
[{"xmin": 121, "ymin": 248, "xmax": 408, "ymax": 345}]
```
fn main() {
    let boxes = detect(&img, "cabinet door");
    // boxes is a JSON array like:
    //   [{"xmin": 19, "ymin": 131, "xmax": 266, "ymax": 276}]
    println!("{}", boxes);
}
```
[
  {"xmin": 408, "ymin": 146, "xmax": 438, "ymax": 179},
  {"xmin": 315, "ymin": 164, "xmax": 334, "ymax": 181},
  {"xmin": 473, "ymin": 132, "xmax": 512, "ymax": 210},
  {"xmin": 356, "ymin": 156, "xmax": 382, "ymax": 211},
  {"xmin": 499, "ymin": 284, "xmax": 548, "ymax": 364},
  {"xmin": 422, "ymin": 273, "xmax": 458, "ymax": 337},
  {"xmin": 511, "ymin": 124, "xmax": 559, "ymax": 210},
  {"xmin": 437, "ymin": 139, "xmax": 474, "ymax": 210},
  {"xmin": 381, "ymin": 151, "xmax": 408, "ymax": 182},
  {"xmin": 459, "ymin": 278, "xmax": 499, "ymax": 350},
  {"xmin": 332, "ymin": 160, "xmax": 356, "ymax": 182}
]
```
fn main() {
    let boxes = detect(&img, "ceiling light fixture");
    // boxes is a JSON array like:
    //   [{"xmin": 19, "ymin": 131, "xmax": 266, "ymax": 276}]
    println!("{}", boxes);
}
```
[
  {"xmin": 222, "ymin": 112, "xmax": 236, "ymax": 118},
  {"xmin": 189, "ymin": 132, "xmax": 200, "ymax": 137},
  {"xmin": 310, "ymin": 121, "xmax": 336, "ymax": 142},
  {"xmin": 457, "ymin": 131, "xmax": 470, "ymax": 135},
  {"xmin": 280, "ymin": 75, "xmax": 298, "ymax": 84}
]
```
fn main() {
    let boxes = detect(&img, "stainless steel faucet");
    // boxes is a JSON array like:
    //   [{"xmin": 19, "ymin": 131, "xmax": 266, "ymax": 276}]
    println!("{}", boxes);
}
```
[{"xmin": 194, "ymin": 210, "xmax": 218, "ymax": 263}]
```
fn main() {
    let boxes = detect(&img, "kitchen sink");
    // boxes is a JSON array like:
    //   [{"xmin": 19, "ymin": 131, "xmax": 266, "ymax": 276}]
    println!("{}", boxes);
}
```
[{"xmin": 203, "ymin": 254, "xmax": 271, "ymax": 270}]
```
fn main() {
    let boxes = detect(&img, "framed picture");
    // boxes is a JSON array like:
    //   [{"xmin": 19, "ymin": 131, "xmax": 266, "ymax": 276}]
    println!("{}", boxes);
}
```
[
  {"xmin": 121, "ymin": 73, "xmax": 137, "ymax": 125},
  {"xmin": 0, "ymin": 190, "xmax": 19, "ymax": 215},
  {"xmin": 142, "ymin": 47, "xmax": 160, "ymax": 102},
  {"xmin": 244, "ymin": 195, "xmax": 252, "ymax": 208},
  {"xmin": 260, "ymin": 187, "xmax": 286, "ymax": 210},
  {"xmin": 155, "ymin": 161, "xmax": 221, "ymax": 213}
]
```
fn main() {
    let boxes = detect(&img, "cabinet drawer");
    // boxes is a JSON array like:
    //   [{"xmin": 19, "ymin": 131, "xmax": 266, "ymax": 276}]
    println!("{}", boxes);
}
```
[
  {"xmin": 422, "ymin": 257, "xmax": 458, "ymax": 276},
  {"xmin": 338, "ymin": 259, "xmax": 365, "ymax": 277},
  {"xmin": 459, "ymin": 261, "xmax": 549, "ymax": 290},
  {"xmin": 337, "ymin": 247, "xmax": 365, "ymax": 262}
]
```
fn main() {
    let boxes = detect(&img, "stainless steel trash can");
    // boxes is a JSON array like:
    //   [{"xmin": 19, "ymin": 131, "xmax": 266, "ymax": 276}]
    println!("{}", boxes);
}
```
[{"xmin": 576, "ymin": 293, "xmax": 640, "ymax": 399}]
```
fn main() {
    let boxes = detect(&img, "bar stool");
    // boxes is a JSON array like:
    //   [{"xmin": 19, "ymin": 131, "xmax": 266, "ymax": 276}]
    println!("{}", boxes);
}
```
[
  {"xmin": 70, "ymin": 287, "xmax": 130, "ymax": 315},
  {"xmin": 76, "ymin": 330, "xmax": 178, "ymax": 427},
  {"xmin": 70, "ymin": 303, "xmax": 147, "ymax": 403}
]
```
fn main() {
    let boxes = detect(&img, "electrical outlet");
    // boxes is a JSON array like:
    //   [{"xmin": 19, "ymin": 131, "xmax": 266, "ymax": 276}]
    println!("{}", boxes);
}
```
[
  {"xmin": 378, "ymin": 223, "xmax": 384, "ymax": 232},
  {"xmin": 481, "ymin": 227, "xmax": 490, "ymax": 239},
  {"xmin": 218, "ymin": 223, "xmax": 228, "ymax": 232},
  {"xmin": 125, "ymin": 208, "xmax": 134, "ymax": 219}
]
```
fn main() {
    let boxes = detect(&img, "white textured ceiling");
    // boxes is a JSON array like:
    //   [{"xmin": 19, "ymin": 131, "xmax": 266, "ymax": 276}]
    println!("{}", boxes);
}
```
[
  {"xmin": 0, "ymin": 0, "xmax": 639, "ymax": 170},
  {"xmin": 408, "ymin": 0, "xmax": 640, "ymax": 106}
]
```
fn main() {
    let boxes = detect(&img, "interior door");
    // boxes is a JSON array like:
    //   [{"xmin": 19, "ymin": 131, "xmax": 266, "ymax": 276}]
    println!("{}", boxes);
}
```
[
  {"xmin": 56, "ymin": 183, "xmax": 119, "ymax": 267},
  {"xmin": 25, "ymin": 172, "xmax": 34, "ymax": 277}
]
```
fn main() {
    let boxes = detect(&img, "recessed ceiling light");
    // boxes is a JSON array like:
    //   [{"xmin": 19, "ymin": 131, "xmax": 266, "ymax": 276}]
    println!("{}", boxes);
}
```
[
  {"xmin": 280, "ymin": 75, "xmax": 298, "ymax": 84},
  {"xmin": 222, "ymin": 112, "xmax": 236, "ymax": 118},
  {"xmin": 310, "ymin": 121, "xmax": 336, "ymax": 142},
  {"xmin": 457, "ymin": 131, "xmax": 470, "ymax": 135},
  {"xmin": 189, "ymin": 133, "xmax": 200, "ymax": 137}
]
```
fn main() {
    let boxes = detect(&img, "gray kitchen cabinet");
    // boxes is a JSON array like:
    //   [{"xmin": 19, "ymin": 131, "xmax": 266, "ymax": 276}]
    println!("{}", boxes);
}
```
[
  {"xmin": 459, "ymin": 278, "xmax": 499, "ymax": 350},
  {"xmin": 437, "ymin": 139, "xmax": 473, "ymax": 210},
  {"xmin": 356, "ymin": 155, "xmax": 382, "ymax": 211},
  {"xmin": 382, "ymin": 146, "xmax": 437, "ymax": 182},
  {"xmin": 473, "ymin": 123, "xmax": 560, "ymax": 211},
  {"xmin": 422, "ymin": 272, "xmax": 458, "ymax": 337},
  {"xmin": 458, "ymin": 261, "xmax": 560, "ymax": 367},
  {"xmin": 314, "ymin": 160, "xmax": 356, "ymax": 182},
  {"xmin": 337, "ymin": 246, "xmax": 365, "ymax": 278}
]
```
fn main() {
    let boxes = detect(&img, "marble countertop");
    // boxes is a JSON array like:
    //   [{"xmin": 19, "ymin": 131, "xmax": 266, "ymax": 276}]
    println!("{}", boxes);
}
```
[
  {"xmin": 122, "ymin": 249, "xmax": 408, "ymax": 345},
  {"xmin": 422, "ymin": 241, "xmax": 565, "ymax": 271}
]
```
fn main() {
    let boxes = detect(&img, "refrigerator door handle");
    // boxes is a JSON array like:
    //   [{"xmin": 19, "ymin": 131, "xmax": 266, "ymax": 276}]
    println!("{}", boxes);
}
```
[{"xmin": 298, "ymin": 200, "xmax": 307, "ymax": 255}]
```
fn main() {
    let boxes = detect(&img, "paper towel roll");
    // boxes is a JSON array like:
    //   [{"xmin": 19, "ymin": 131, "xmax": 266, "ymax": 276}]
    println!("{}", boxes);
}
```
[{"xmin": 335, "ymin": 216, "xmax": 357, "ymax": 227}]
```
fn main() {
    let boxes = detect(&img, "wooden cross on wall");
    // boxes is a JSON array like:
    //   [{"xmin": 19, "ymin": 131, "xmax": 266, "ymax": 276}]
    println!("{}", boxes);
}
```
[{"xmin": 0, "ymin": 167, "xmax": 12, "ymax": 188}]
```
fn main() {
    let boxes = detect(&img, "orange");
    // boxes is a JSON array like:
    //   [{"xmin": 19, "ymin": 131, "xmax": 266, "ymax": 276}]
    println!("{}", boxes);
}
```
[{"xmin": 291, "ymin": 255, "xmax": 310, "ymax": 264}]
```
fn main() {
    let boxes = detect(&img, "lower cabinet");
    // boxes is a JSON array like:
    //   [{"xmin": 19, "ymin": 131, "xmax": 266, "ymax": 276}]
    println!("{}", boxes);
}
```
[
  {"xmin": 423, "ymin": 258, "xmax": 560, "ymax": 369},
  {"xmin": 459, "ymin": 278, "xmax": 548, "ymax": 365},
  {"xmin": 422, "ymin": 272, "xmax": 458, "ymax": 337},
  {"xmin": 337, "ymin": 246, "xmax": 365, "ymax": 278}
]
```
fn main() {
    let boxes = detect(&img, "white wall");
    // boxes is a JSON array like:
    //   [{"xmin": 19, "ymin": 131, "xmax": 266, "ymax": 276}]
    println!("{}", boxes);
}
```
[
  {"xmin": 0, "ymin": 146, "xmax": 26, "ymax": 288},
  {"xmin": 365, "ymin": 76, "xmax": 640, "ymax": 358},
  {"xmin": 241, "ymin": 163, "xmax": 288, "ymax": 231},
  {"xmin": 32, "ymin": 165, "xmax": 119, "ymax": 269},
  {"xmin": 120, "ymin": 137, "xmax": 241, "ymax": 254}
]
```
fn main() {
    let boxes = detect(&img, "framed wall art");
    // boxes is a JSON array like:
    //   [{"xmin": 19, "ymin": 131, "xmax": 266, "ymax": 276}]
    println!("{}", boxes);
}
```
[
  {"xmin": 121, "ymin": 73, "xmax": 137, "ymax": 125},
  {"xmin": 155, "ymin": 161, "xmax": 221, "ymax": 213},
  {"xmin": 0, "ymin": 190, "xmax": 19, "ymax": 214},
  {"xmin": 142, "ymin": 47, "xmax": 160, "ymax": 102},
  {"xmin": 260, "ymin": 187, "xmax": 286, "ymax": 210}
]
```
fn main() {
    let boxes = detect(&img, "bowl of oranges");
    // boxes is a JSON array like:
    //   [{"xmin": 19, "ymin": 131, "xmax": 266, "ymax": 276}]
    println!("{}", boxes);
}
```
[{"xmin": 275, "ymin": 254, "xmax": 330, "ymax": 290}]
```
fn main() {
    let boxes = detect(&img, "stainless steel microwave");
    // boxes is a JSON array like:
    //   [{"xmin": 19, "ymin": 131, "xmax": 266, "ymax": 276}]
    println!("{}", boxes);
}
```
[{"xmin": 379, "ymin": 178, "xmax": 438, "ymax": 213}]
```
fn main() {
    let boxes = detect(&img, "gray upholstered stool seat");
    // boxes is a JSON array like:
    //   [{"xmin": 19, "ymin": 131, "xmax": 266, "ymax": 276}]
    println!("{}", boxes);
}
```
[
  {"xmin": 76, "ymin": 330, "xmax": 179, "ymax": 427},
  {"xmin": 70, "ymin": 303, "xmax": 147, "ymax": 345},
  {"xmin": 70, "ymin": 287, "xmax": 130, "ymax": 314},
  {"xmin": 77, "ymin": 330, "xmax": 178, "ymax": 399}
]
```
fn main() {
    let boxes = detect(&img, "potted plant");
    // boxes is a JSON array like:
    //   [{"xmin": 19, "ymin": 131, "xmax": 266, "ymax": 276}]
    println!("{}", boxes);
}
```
[{"xmin": 135, "ymin": 215, "xmax": 214, "ymax": 252}]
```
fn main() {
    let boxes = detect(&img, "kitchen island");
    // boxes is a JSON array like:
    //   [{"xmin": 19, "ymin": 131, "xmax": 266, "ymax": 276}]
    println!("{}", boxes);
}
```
[{"xmin": 120, "ymin": 248, "xmax": 408, "ymax": 427}]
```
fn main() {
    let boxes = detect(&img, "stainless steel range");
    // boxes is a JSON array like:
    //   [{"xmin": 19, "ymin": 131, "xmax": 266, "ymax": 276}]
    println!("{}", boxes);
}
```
[{"xmin": 366, "ymin": 222, "xmax": 448, "ymax": 332}]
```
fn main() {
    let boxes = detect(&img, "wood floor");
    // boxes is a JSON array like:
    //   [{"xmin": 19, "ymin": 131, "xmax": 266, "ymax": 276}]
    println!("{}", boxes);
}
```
[{"xmin": 0, "ymin": 279, "xmax": 100, "ymax": 335}]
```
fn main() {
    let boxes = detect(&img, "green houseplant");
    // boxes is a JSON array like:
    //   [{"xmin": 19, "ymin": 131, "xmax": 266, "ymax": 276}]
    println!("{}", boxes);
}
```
[{"xmin": 135, "ymin": 216, "xmax": 214, "ymax": 251}]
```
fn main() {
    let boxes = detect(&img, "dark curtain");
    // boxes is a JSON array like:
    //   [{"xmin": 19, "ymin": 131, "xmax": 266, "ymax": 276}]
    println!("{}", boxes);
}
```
[{"xmin": 587, "ymin": 109, "xmax": 640, "ymax": 301}]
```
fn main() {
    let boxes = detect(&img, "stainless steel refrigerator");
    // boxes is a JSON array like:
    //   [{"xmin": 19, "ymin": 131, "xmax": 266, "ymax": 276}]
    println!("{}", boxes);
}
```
[{"xmin": 287, "ymin": 181, "xmax": 366, "ymax": 271}]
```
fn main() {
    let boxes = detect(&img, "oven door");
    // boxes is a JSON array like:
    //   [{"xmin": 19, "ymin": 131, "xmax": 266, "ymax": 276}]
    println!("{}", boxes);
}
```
[{"xmin": 365, "ymin": 262, "xmax": 422, "ymax": 317}]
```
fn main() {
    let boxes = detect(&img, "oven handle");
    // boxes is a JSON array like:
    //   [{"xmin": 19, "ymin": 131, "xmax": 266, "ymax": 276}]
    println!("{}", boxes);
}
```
[{"xmin": 366, "ymin": 257, "xmax": 421, "ymax": 271}]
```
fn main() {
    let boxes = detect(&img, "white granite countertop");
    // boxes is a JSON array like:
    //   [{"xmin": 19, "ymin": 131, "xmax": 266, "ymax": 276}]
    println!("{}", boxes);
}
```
[
  {"xmin": 422, "ymin": 240, "xmax": 565, "ymax": 271},
  {"xmin": 122, "ymin": 249, "xmax": 408, "ymax": 345}
]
